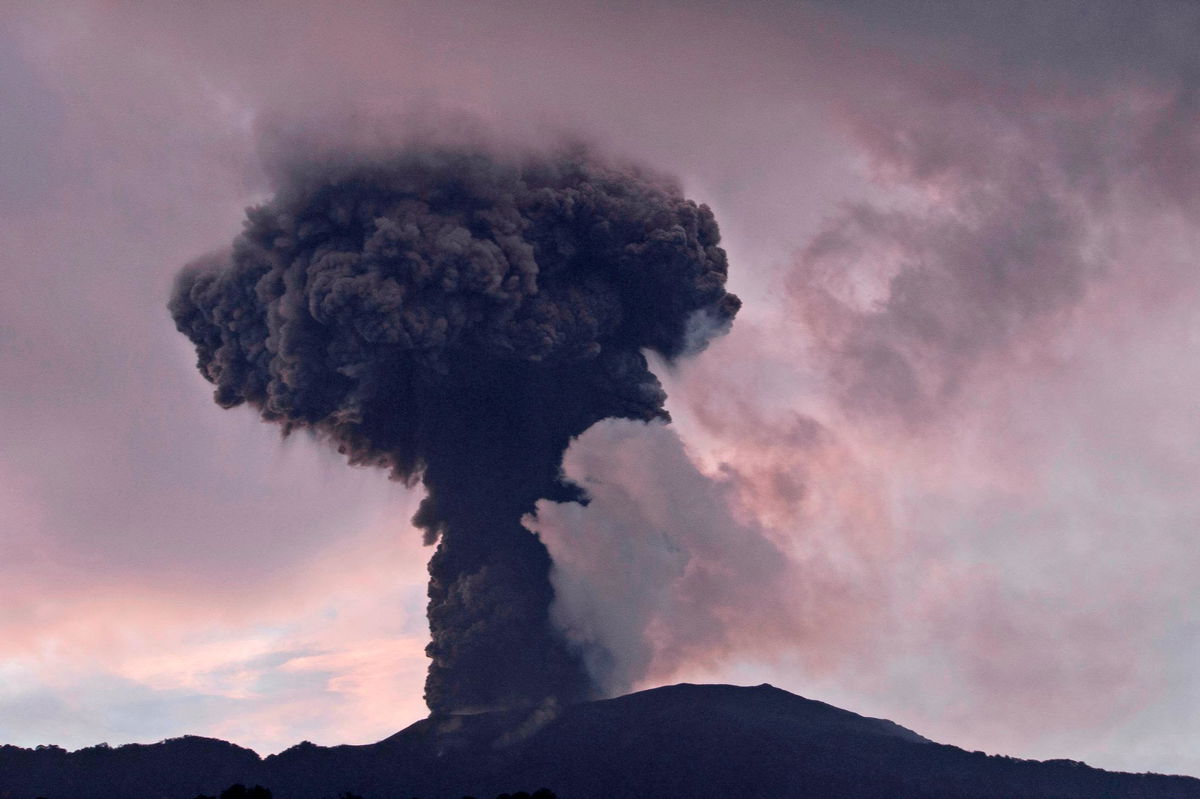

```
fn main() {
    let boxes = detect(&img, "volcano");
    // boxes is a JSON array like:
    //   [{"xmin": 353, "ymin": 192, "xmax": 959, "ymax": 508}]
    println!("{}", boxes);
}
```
[{"xmin": 2, "ymin": 683, "xmax": 1197, "ymax": 799}]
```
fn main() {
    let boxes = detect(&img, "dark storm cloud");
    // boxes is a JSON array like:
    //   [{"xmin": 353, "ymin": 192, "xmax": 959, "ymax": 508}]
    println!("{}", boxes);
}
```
[
  {"xmin": 791, "ymin": 182, "xmax": 1094, "ymax": 422},
  {"xmin": 170, "ymin": 143, "xmax": 739, "ymax": 713},
  {"xmin": 787, "ymin": 0, "xmax": 1200, "ymax": 424}
]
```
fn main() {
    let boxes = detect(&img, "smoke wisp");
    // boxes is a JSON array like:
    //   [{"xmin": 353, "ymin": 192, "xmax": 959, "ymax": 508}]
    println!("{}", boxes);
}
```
[{"xmin": 169, "ymin": 143, "xmax": 739, "ymax": 714}]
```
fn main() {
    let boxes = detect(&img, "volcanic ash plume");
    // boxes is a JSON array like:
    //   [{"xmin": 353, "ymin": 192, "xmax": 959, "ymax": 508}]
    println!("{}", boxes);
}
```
[{"xmin": 169, "ymin": 145, "xmax": 740, "ymax": 714}]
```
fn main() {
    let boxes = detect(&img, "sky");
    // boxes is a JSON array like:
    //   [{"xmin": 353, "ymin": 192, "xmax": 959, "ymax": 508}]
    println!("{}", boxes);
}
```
[{"xmin": 1, "ymin": 0, "xmax": 1198, "ymax": 777}]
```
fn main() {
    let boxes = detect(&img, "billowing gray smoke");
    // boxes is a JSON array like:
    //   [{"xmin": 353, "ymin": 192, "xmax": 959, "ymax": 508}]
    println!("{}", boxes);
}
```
[{"xmin": 169, "ymin": 145, "xmax": 739, "ymax": 714}]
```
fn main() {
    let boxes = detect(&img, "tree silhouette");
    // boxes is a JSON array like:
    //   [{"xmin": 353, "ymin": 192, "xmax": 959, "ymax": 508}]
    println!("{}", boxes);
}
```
[{"xmin": 192, "ymin": 784, "xmax": 273, "ymax": 799}]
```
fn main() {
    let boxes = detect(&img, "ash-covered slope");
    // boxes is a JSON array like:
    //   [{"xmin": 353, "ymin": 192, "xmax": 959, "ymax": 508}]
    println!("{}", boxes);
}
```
[{"xmin": 2, "ymin": 683, "xmax": 1197, "ymax": 799}]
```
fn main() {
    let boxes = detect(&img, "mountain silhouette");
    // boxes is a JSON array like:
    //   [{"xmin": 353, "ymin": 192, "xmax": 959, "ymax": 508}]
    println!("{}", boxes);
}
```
[{"xmin": 2, "ymin": 683, "xmax": 1196, "ymax": 798}]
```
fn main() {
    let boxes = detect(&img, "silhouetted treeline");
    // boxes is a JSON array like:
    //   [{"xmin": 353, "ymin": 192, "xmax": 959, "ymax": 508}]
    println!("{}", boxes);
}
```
[
  {"xmin": 190, "ymin": 787, "xmax": 556, "ymax": 799},
  {"xmin": 193, "ymin": 784, "xmax": 273, "ymax": 799}
]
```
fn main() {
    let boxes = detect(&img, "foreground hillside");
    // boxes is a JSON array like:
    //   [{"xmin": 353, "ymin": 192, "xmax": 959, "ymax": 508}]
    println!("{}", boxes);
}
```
[{"xmin": 2, "ymin": 683, "xmax": 1196, "ymax": 799}]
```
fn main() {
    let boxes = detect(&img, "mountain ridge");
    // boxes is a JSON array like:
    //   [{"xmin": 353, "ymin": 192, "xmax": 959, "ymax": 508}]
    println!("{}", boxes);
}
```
[{"xmin": 2, "ymin": 682, "xmax": 1196, "ymax": 798}]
